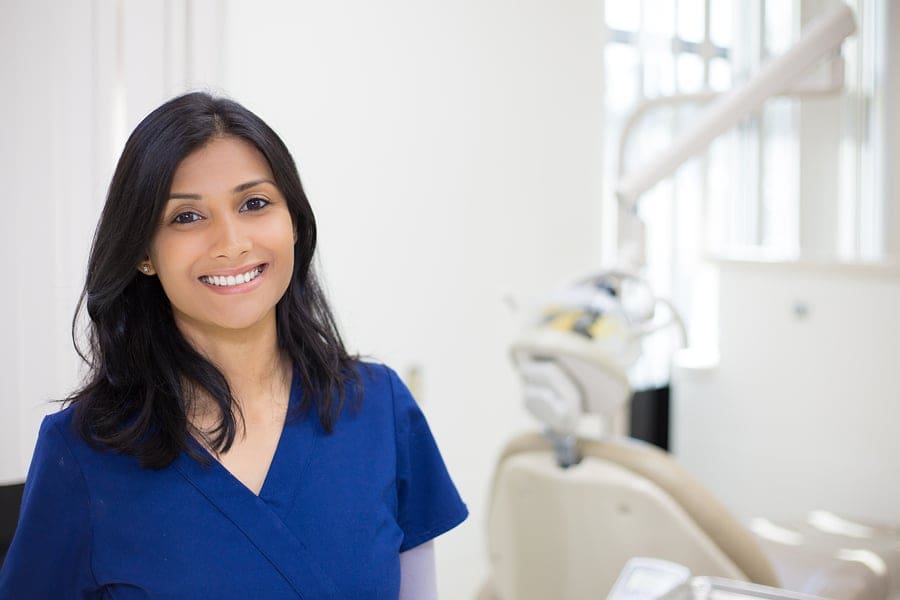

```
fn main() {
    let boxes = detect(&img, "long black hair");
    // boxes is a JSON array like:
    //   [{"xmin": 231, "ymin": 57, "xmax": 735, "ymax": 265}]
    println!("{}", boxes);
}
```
[{"xmin": 69, "ymin": 92, "xmax": 358, "ymax": 468}]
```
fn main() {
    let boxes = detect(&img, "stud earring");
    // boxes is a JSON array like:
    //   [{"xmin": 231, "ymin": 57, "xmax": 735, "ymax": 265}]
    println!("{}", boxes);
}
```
[{"xmin": 142, "ymin": 264, "xmax": 151, "ymax": 274}]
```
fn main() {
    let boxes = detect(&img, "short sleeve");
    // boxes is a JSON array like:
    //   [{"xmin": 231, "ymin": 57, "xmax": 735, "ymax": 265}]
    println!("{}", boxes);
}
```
[
  {"xmin": 389, "ymin": 368, "xmax": 468, "ymax": 553},
  {"xmin": 0, "ymin": 415, "xmax": 99, "ymax": 597}
]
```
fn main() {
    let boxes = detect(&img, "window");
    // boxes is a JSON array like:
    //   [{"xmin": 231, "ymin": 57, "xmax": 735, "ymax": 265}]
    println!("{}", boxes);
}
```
[{"xmin": 602, "ymin": 0, "xmax": 887, "ymax": 354}]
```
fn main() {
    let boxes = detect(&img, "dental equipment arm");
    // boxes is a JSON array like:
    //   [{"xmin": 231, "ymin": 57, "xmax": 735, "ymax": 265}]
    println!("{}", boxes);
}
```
[{"xmin": 614, "ymin": 3, "xmax": 856, "ymax": 269}]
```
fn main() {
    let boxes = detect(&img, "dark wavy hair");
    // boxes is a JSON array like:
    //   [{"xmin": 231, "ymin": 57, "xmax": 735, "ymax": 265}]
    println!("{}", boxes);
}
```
[{"xmin": 68, "ymin": 92, "xmax": 358, "ymax": 468}]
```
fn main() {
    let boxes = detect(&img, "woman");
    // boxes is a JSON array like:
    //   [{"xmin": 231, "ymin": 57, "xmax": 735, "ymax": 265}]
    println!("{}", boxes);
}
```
[{"xmin": 0, "ymin": 92, "xmax": 466, "ymax": 598}]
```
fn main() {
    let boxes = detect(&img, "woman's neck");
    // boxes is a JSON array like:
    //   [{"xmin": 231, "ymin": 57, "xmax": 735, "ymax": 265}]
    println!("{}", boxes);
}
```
[{"xmin": 176, "ymin": 313, "xmax": 292, "ymax": 414}]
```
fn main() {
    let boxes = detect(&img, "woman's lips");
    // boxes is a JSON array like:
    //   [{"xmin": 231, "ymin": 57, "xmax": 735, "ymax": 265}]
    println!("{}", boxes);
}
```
[{"xmin": 199, "ymin": 263, "xmax": 267, "ymax": 293}]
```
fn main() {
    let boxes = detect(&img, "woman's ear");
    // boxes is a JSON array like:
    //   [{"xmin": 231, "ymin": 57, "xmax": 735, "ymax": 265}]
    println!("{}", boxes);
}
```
[{"xmin": 138, "ymin": 260, "xmax": 156, "ymax": 276}]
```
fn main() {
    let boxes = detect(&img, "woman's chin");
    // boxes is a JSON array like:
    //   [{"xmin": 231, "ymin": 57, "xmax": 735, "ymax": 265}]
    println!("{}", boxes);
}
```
[{"xmin": 173, "ymin": 308, "xmax": 278, "ymax": 341}]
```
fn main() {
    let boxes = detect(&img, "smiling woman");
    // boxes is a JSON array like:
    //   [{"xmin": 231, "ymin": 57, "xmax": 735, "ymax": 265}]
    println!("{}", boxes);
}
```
[{"xmin": 0, "ymin": 93, "xmax": 466, "ymax": 598}]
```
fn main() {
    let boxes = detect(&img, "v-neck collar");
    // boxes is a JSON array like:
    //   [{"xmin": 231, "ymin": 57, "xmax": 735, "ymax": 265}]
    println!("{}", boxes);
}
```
[
  {"xmin": 178, "ymin": 365, "xmax": 318, "ymax": 512},
  {"xmin": 257, "ymin": 366, "xmax": 318, "ymax": 513},
  {"xmin": 172, "ymin": 369, "xmax": 334, "ymax": 597}
]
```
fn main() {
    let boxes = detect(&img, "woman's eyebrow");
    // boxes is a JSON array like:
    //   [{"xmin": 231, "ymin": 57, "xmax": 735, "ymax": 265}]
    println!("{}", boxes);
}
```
[
  {"xmin": 168, "ymin": 192, "xmax": 202, "ymax": 201},
  {"xmin": 167, "ymin": 178, "xmax": 276, "ymax": 201},
  {"xmin": 232, "ymin": 178, "xmax": 276, "ymax": 193}
]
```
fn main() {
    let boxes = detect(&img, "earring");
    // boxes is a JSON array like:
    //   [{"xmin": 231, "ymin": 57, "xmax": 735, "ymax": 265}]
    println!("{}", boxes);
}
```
[{"xmin": 141, "ymin": 264, "xmax": 151, "ymax": 274}]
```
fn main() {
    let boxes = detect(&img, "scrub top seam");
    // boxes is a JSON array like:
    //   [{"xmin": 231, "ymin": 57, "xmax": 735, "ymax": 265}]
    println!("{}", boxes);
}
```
[
  {"xmin": 53, "ymin": 418, "xmax": 101, "ymax": 590},
  {"xmin": 282, "ymin": 417, "xmax": 319, "ymax": 518},
  {"xmin": 281, "ymin": 365, "xmax": 319, "ymax": 517},
  {"xmin": 387, "ymin": 364, "xmax": 402, "ymax": 524}
]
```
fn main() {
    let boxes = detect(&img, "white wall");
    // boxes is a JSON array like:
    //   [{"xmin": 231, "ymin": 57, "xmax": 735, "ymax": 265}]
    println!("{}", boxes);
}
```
[
  {"xmin": 0, "ymin": 0, "xmax": 97, "ymax": 484},
  {"xmin": 672, "ymin": 259, "xmax": 900, "ymax": 524},
  {"xmin": 222, "ymin": 2, "xmax": 605, "ymax": 596}
]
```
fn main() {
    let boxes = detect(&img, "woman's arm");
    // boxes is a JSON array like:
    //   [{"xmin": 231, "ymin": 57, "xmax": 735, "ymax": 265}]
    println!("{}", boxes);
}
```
[{"xmin": 399, "ymin": 540, "xmax": 437, "ymax": 600}]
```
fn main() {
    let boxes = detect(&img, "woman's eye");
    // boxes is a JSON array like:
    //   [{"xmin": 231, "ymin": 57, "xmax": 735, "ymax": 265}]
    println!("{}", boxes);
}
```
[
  {"xmin": 172, "ymin": 211, "xmax": 202, "ymax": 225},
  {"xmin": 241, "ymin": 197, "xmax": 270, "ymax": 212}
]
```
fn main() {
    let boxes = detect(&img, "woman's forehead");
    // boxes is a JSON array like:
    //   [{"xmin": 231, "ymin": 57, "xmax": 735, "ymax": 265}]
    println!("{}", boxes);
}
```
[{"xmin": 170, "ymin": 136, "xmax": 273, "ymax": 196}]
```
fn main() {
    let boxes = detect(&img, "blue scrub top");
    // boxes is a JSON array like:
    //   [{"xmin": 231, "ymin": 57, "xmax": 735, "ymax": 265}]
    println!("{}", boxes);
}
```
[{"xmin": 0, "ymin": 363, "xmax": 467, "ymax": 598}]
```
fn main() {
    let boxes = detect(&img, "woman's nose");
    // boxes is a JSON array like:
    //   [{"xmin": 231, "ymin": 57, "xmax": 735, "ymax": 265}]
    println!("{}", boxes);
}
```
[{"xmin": 210, "ymin": 214, "xmax": 251, "ymax": 259}]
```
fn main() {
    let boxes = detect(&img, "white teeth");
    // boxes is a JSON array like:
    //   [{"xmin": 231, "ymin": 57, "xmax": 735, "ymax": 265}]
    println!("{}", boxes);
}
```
[{"xmin": 201, "ymin": 266, "xmax": 263, "ymax": 287}]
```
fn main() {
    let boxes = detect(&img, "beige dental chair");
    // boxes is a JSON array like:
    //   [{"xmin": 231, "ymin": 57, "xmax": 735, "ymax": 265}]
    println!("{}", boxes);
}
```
[{"xmin": 478, "ymin": 326, "xmax": 890, "ymax": 600}]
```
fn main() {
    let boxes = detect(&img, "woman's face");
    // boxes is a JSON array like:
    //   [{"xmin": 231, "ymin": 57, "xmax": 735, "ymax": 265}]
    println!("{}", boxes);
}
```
[{"xmin": 146, "ymin": 135, "xmax": 296, "ymax": 343}]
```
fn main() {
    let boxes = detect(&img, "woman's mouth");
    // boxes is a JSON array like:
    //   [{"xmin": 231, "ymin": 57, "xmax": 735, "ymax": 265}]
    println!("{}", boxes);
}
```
[{"xmin": 199, "ymin": 264, "xmax": 266, "ymax": 287}]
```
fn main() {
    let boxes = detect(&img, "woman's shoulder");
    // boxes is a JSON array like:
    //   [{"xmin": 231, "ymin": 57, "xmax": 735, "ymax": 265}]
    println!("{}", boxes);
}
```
[
  {"xmin": 351, "ymin": 360, "xmax": 418, "ymax": 405},
  {"xmin": 353, "ymin": 360, "xmax": 399, "ymax": 390},
  {"xmin": 25, "ymin": 405, "xmax": 97, "ymax": 490},
  {"xmin": 34, "ymin": 403, "xmax": 126, "ymax": 470},
  {"xmin": 37, "ymin": 403, "xmax": 79, "ymax": 445},
  {"xmin": 339, "ymin": 360, "xmax": 417, "ymax": 424}
]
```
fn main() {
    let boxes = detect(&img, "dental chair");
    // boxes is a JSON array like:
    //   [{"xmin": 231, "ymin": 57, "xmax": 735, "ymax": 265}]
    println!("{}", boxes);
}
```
[{"xmin": 478, "ymin": 275, "xmax": 892, "ymax": 600}]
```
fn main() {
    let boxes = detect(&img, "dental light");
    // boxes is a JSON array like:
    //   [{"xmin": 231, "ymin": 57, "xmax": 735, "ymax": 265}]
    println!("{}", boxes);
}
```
[{"xmin": 511, "ymin": 271, "xmax": 685, "ymax": 467}]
